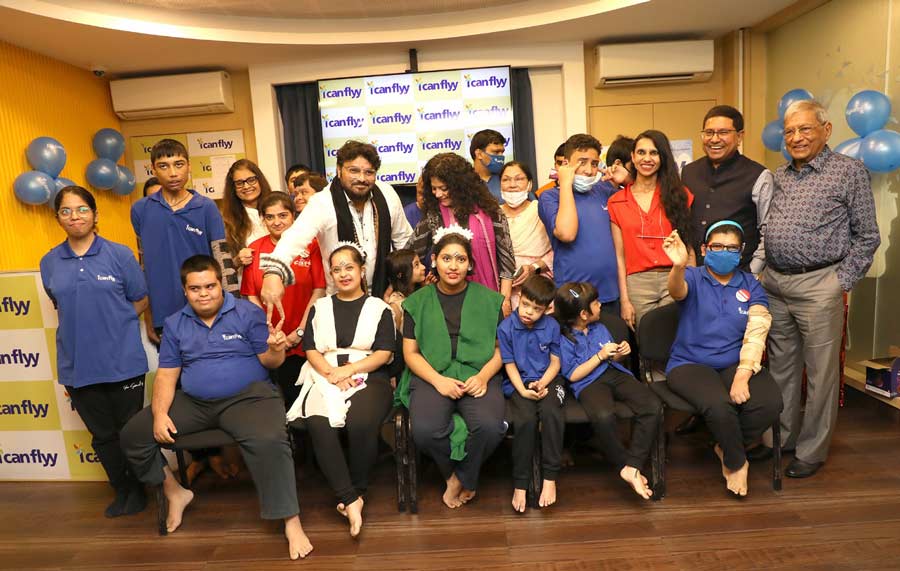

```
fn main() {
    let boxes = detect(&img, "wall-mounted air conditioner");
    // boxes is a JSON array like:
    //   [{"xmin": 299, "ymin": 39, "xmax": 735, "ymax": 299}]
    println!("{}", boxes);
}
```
[
  {"xmin": 595, "ymin": 40, "xmax": 714, "ymax": 88},
  {"xmin": 110, "ymin": 71, "xmax": 234, "ymax": 119}
]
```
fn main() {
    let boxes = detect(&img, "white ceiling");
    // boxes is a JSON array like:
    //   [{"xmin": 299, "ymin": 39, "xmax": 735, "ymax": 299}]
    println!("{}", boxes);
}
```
[{"xmin": 0, "ymin": 0, "xmax": 799, "ymax": 75}]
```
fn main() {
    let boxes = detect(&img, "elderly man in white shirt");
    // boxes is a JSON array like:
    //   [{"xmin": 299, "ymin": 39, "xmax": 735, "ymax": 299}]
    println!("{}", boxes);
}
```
[{"xmin": 260, "ymin": 140, "xmax": 413, "ymax": 326}]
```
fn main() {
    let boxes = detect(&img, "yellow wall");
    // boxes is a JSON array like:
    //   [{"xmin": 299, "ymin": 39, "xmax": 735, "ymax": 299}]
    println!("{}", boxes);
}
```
[
  {"xmin": 765, "ymin": 0, "xmax": 900, "ymax": 360},
  {"xmin": 118, "ymin": 69, "xmax": 258, "ymax": 196},
  {"xmin": 0, "ymin": 40, "xmax": 135, "ymax": 272}
]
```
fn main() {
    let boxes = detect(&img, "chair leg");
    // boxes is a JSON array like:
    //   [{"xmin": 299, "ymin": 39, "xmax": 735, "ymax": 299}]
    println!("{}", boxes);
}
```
[
  {"xmin": 529, "ymin": 422, "xmax": 543, "ymax": 509},
  {"xmin": 405, "ymin": 412, "xmax": 418, "ymax": 514},
  {"xmin": 772, "ymin": 422, "xmax": 783, "ymax": 492},
  {"xmin": 175, "ymin": 448, "xmax": 190, "ymax": 490},
  {"xmin": 395, "ymin": 411, "xmax": 407, "ymax": 513},
  {"xmin": 651, "ymin": 408, "xmax": 667, "ymax": 500},
  {"xmin": 156, "ymin": 485, "xmax": 168, "ymax": 536}
]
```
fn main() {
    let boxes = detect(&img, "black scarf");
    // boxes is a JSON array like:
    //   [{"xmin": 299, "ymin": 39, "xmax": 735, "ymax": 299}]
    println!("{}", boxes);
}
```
[{"xmin": 330, "ymin": 177, "xmax": 392, "ymax": 297}]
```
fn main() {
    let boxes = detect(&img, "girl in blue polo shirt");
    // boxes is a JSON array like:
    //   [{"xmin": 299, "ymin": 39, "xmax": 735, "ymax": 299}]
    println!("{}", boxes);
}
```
[
  {"xmin": 556, "ymin": 281, "xmax": 661, "ymax": 500},
  {"xmin": 662, "ymin": 221, "xmax": 781, "ymax": 497},
  {"xmin": 40, "ymin": 186, "xmax": 149, "ymax": 518}
]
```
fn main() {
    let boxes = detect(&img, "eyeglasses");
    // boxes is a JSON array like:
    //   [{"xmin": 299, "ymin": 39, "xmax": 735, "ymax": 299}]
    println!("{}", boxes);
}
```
[
  {"xmin": 707, "ymin": 243, "xmax": 743, "ymax": 253},
  {"xmin": 233, "ymin": 176, "xmax": 258, "ymax": 189},
  {"xmin": 343, "ymin": 167, "xmax": 377, "ymax": 178},
  {"xmin": 782, "ymin": 124, "xmax": 823, "ymax": 139},
  {"xmin": 701, "ymin": 129, "xmax": 738, "ymax": 139},
  {"xmin": 58, "ymin": 206, "xmax": 92, "ymax": 217},
  {"xmin": 500, "ymin": 176, "xmax": 528, "ymax": 185}
]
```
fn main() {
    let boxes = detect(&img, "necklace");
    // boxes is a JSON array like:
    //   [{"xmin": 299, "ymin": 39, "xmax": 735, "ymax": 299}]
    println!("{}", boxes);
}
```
[{"xmin": 164, "ymin": 191, "xmax": 190, "ymax": 210}]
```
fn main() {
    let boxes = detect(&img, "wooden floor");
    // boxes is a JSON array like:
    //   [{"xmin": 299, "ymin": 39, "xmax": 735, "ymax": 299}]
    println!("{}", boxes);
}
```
[{"xmin": 3, "ymin": 388, "xmax": 900, "ymax": 571}]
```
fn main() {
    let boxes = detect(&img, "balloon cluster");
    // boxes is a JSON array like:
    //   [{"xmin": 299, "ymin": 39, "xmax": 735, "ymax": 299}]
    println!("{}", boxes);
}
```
[
  {"xmin": 13, "ymin": 137, "xmax": 77, "ymax": 207},
  {"xmin": 762, "ymin": 88, "xmax": 900, "ymax": 173},
  {"xmin": 86, "ymin": 128, "xmax": 136, "ymax": 195}
]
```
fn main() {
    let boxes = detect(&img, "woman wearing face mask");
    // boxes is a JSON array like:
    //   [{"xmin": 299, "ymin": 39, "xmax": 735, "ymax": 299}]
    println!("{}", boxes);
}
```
[
  {"xmin": 222, "ymin": 159, "xmax": 274, "ymax": 272},
  {"xmin": 661, "ymin": 221, "xmax": 782, "ymax": 498},
  {"xmin": 608, "ymin": 130, "xmax": 695, "ymax": 331},
  {"xmin": 499, "ymin": 161, "xmax": 553, "ymax": 309},
  {"xmin": 411, "ymin": 153, "xmax": 516, "ymax": 316},
  {"xmin": 241, "ymin": 193, "xmax": 326, "ymax": 408}
]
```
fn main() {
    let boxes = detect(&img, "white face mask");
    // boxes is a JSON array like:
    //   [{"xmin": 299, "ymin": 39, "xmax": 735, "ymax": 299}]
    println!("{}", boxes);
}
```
[
  {"xmin": 573, "ymin": 172, "xmax": 601, "ymax": 193},
  {"xmin": 501, "ymin": 190, "xmax": 528, "ymax": 208}
]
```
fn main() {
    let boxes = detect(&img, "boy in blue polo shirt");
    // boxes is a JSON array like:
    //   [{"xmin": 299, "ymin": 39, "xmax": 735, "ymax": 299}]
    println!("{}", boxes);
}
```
[
  {"xmin": 130, "ymin": 139, "xmax": 238, "ymax": 346},
  {"xmin": 120, "ymin": 255, "xmax": 312, "ymax": 560},
  {"xmin": 498, "ymin": 275, "xmax": 564, "ymax": 512}
]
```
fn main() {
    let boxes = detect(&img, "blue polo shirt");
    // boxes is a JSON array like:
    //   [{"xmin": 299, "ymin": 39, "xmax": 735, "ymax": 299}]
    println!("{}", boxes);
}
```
[
  {"xmin": 158, "ymin": 293, "xmax": 270, "ymax": 400},
  {"xmin": 666, "ymin": 266, "xmax": 769, "ymax": 374},
  {"xmin": 538, "ymin": 181, "xmax": 620, "ymax": 303},
  {"xmin": 559, "ymin": 320, "xmax": 632, "ymax": 399},
  {"xmin": 40, "ymin": 236, "xmax": 149, "ymax": 388},
  {"xmin": 131, "ymin": 190, "xmax": 226, "ymax": 328},
  {"xmin": 498, "ymin": 312, "xmax": 561, "ymax": 397}
]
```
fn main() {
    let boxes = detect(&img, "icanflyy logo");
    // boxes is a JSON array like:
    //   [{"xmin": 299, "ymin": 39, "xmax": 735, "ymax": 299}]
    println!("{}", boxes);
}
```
[
  {"xmin": 1, "ymin": 296, "xmax": 30, "ymax": 316},
  {"xmin": 367, "ymin": 80, "xmax": 409, "ymax": 96},
  {"xmin": 322, "ymin": 113, "xmax": 365, "ymax": 130},
  {"xmin": 419, "ymin": 136, "xmax": 462, "ymax": 152},
  {"xmin": 320, "ymin": 85, "xmax": 362, "ymax": 100},
  {"xmin": 465, "ymin": 133, "xmax": 511, "ymax": 146},
  {"xmin": 0, "ymin": 349, "xmax": 40, "ymax": 368},
  {"xmin": 73, "ymin": 444, "xmax": 101, "ymax": 464},
  {"xmin": 465, "ymin": 103, "xmax": 511, "ymax": 120},
  {"xmin": 96, "ymin": 274, "xmax": 117, "ymax": 283},
  {"xmin": 369, "ymin": 110, "xmax": 412, "ymax": 126},
  {"xmin": 415, "ymin": 77, "xmax": 459, "ymax": 92},
  {"xmin": 417, "ymin": 107, "xmax": 461, "ymax": 121},
  {"xmin": 201, "ymin": 182, "xmax": 216, "ymax": 195},
  {"xmin": 0, "ymin": 445, "xmax": 58, "ymax": 468},
  {"xmin": 196, "ymin": 138, "xmax": 234, "ymax": 150},
  {"xmin": 464, "ymin": 73, "xmax": 508, "ymax": 89},
  {"xmin": 221, "ymin": 333, "xmax": 244, "ymax": 341},
  {"xmin": 324, "ymin": 143, "xmax": 339, "ymax": 158},
  {"xmin": 380, "ymin": 171, "xmax": 417, "ymax": 184},
  {"xmin": 370, "ymin": 139, "xmax": 414, "ymax": 155},
  {"xmin": 185, "ymin": 224, "xmax": 203, "ymax": 236},
  {"xmin": 0, "ymin": 399, "xmax": 49, "ymax": 419}
]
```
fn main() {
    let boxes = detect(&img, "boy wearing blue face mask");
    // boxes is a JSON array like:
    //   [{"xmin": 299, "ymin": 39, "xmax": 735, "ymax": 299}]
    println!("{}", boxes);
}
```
[
  {"xmin": 537, "ymin": 134, "xmax": 621, "ymax": 317},
  {"xmin": 470, "ymin": 129, "xmax": 507, "ymax": 203},
  {"xmin": 661, "ymin": 221, "xmax": 782, "ymax": 498}
]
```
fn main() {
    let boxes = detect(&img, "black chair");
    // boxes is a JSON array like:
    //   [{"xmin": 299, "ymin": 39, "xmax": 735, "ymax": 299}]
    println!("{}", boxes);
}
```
[{"xmin": 637, "ymin": 303, "xmax": 782, "ymax": 498}]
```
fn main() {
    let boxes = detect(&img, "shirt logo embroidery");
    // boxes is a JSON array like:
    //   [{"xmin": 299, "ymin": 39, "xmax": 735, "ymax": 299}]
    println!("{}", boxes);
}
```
[
  {"xmin": 185, "ymin": 224, "xmax": 203, "ymax": 236},
  {"xmin": 539, "ymin": 343, "xmax": 549, "ymax": 352},
  {"xmin": 221, "ymin": 333, "xmax": 244, "ymax": 341},
  {"xmin": 292, "ymin": 258, "xmax": 311, "ymax": 268},
  {"xmin": 96, "ymin": 274, "xmax": 116, "ymax": 282},
  {"xmin": 735, "ymin": 289, "xmax": 750, "ymax": 303}
]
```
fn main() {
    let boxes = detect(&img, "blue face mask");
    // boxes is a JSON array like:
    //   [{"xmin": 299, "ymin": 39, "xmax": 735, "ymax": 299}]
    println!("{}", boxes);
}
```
[
  {"xmin": 485, "ymin": 153, "xmax": 505, "ymax": 175},
  {"xmin": 572, "ymin": 172, "xmax": 600, "ymax": 193},
  {"xmin": 704, "ymin": 250, "xmax": 741, "ymax": 275}
]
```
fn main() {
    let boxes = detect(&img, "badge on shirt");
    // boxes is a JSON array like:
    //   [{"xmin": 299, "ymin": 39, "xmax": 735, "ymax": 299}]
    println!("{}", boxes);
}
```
[
  {"xmin": 221, "ymin": 333, "xmax": 245, "ymax": 341},
  {"xmin": 735, "ymin": 289, "xmax": 750, "ymax": 303}
]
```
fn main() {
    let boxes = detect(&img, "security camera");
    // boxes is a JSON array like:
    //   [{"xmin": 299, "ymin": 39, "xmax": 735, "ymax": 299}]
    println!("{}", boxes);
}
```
[{"xmin": 91, "ymin": 66, "xmax": 107, "ymax": 77}]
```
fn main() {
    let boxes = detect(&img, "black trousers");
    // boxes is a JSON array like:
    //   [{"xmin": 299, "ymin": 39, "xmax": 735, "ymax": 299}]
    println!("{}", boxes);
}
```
[
  {"xmin": 577, "ymin": 368, "xmax": 662, "ymax": 471},
  {"xmin": 270, "ymin": 354, "xmax": 306, "ymax": 412},
  {"xmin": 67, "ymin": 375, "xmax": 145, "ymax": 490},
  {"xmin": 409, "ymin": 374, "xmax": 506, "ymax": 491},
  {"xmin": 121, "ymin": 381, "xmax": 299, "ymax": 520},
  {"xmin": 667, "ymin": 364, "xmax": 783, "ymax": 470},
  {"xmin": 508, "ymin": 377, "xmax": 566, "ymax": 489},
  {"xmin": 305, "ymin": 373, "xmax": 393, "ymax": 506}
]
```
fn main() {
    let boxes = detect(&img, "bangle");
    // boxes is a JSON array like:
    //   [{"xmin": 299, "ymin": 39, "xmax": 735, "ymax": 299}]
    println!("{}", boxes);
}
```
[{"xmin": 596, "ymin": 352, "xmax": 603, "ymax": 363}]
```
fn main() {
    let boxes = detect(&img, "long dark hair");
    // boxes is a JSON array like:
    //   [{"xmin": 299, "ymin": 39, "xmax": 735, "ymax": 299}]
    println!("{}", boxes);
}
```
[
  {"xmin": 633, "ymin": 130, "xmax": 693, "ymax": 245},
  {"xmin": 422, "ymin": 153, "xmax": 501, "ymax": 222},
  {"xmin": 554, "ymin": 281, "xmax": 599, "ymax": 343},
  {"xmin": 386, "ymin": 249, "xmax": 420, "ymax": 297},
  {"xmin": 222, "ymin": 159, "xmax": 273, "ymax": 262}
]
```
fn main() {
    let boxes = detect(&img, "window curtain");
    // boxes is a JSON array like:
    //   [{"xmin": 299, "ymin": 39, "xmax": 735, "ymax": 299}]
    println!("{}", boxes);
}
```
[
  {"xmin": 510, "ymin": 68, "xmax": 537, "ymax": 174},
  {"xmin": 275, "ymin": 82, "xmax": 326, "ymax": 177}
]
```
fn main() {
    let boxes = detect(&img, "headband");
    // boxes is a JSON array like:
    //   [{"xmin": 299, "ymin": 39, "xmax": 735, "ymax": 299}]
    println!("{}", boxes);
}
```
[
  {"xmin": 705, "ymin": 220, "xmax": 744, "ymax": 242},
  {"xmin": 433, "ymin": 224, "xmax": 474, "ymax": 245},
  {"xmin": 331, "ymin": 241, "xmax": 367, "ymax": 262}
]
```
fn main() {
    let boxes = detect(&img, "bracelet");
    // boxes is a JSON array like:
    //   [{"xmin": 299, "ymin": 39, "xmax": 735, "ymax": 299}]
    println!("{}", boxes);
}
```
[{"xmin": 595, "ymin": 352, "xmax": 604, "ymax": 363}]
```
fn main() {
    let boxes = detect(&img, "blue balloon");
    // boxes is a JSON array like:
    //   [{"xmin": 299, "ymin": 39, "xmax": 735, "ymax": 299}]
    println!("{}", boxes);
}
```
[
  {"xmin": 92, "ymin": 128, "xmax": 126, "ymax": 161},
  {"xmin": 846, "ymin": 90, "xmax": 892, "ymax": 137},
  {"xmin": 781, "ymin": 141, "xmax": 793, "ymax": 163},
  {"xmin": 49, "ymin": 177, "xmax": 78, "ymax": 210},
  {"xmin": 833, "ymin": 137, "xmax": 864, "ymax": 160},
  {"xmin": 13, "ymin": 171, "xmax": 55, "ymax": 205},
  {"xmin": 762, "ymin": 119, "xmax": 784, "ymax": 151},
  {"xmin": 778, "ymin": 88, "xmax": 814, "ymax": 119},
  {"xmin": 26, "ymin": 137, "xmax": 67, "ymax": 177},
  {"xmin": 860, "ymin": 129, "xmax": 900, "ymax": 173},
  {"xmin": 111, "ymin": 165, "xmax": 136, "ymax": 196},
  {"xmin": 86, "ymin": 158, "xmax": 118, "ymax": 190}
]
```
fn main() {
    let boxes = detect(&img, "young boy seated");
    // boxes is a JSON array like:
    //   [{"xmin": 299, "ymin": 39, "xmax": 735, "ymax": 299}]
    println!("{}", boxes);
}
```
[{"xmin": 498, "ymin": 275, "xmax": 564, "ymax": 512}]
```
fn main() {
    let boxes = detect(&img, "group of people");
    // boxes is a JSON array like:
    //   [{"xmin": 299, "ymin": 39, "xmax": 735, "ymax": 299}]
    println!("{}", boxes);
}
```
[{"xmin": 38, "ymin": 99, "xmax": 880, "ymax": 560}]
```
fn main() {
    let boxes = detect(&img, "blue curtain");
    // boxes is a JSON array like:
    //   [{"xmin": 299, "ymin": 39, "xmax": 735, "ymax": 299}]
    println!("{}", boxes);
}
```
[
  {"xmin": 275, "ymin": 82, "xmax": 326, "ymax": 176},
  {"xmin": 510, "ymin": 68, "xmax": 537, "ymax": 174}
]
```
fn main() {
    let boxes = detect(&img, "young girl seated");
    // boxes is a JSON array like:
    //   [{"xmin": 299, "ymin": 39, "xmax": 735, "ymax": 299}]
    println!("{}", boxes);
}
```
[
  {"xmin": 287, "ymin": 243, "xmax": 395, "ymax": 538},
  {"xmin": 555, "ymin": 282, "xmax": 661, "ymax": 500}
]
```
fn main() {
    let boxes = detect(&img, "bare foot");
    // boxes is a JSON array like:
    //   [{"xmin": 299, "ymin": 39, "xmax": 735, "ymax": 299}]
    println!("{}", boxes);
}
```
[
  {"xmin": 443, "ymin": 473, "xmax": 463, "ymax": 508},
  {"xmin": 208, "ymin": 454, "xmax": 231, "ymax": 479},
  {"xmin": 162, "ymin": 470, "xmax": 194, "ymax": 533},
  {"xmin": 561, "ymin": 448, "xmax": 575, "ymax": 468},
  {"xmin": 619, "ymin": 466, "xmax": 652, "ymax": 500},
  {"xmin": 336, "ymin": 497, "xmax": 364, "ymax": 537},
  {"xmin": 284, "ymin": 515, "xmax": 313, "ymax": 560},
  {"xmin": 222, "ymin": 445, "xmax": 242, "ymax": 477},
  {"xmin": 511, "ymin": 488, "xmax": 527, "ymax": 513},
  {"xmin": 458, "ymin": 489, "xmax": 476, "ymax": 504},
  {"xmin": 538, "ymin": 479, "xmax": 557, "ymax": 508},
  {"xmin": 714, "ymin": 445, "xmax": 749, "ymax": 496},
  {"xmin": 185, "ymin": 459, "xmax": 206, "ymax": 486}
]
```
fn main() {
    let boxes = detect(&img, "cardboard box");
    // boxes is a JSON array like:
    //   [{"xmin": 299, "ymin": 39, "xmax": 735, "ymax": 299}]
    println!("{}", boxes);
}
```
[{"xmin": 861, "ymin": 357, "xmax": 900, "ymax": 399}]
